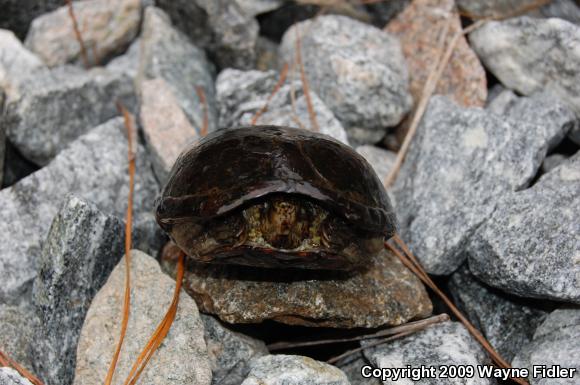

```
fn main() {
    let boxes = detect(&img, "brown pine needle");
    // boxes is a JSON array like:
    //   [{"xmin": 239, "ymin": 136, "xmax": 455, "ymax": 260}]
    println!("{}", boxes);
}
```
[
  {"xmin": 195, "ymin": 86, "xmax": 209, "ymax": 137},
  {"xmin": 383, "ymin": 0, "xmax": 552, "ymax": 187},
  {"xmin": 92, "ymin": 41, "xmax": 101, "ymax": 67},
  {"xmin": 383, "ymin": 14, "xmax": 454, "ymax": 187},
  {"xmin": 250, "ymin": 63, "xmax": 290, "ymax": 126},
  {"xmin": 268, "ymin": 314, "xmax": 449, "ymax": 351},
  {"xmin": 123, "ymin": 252, "xmax": 185, "ymax": 385},
  {"xmin": 385, "ymin": 236, "xmax": 529, "ymax": 385},
  {"xmin": 327, "ymin": 330, "xmax": 417, "ymax": 365},
  {"xmin": 0, "ymin": 350, "xmax": 45, "ymax": 385},
  {"xmin": 289, "ymin": 67, "xmax": 307, "ymax": 130},
  {"xmin": 104, "ymin": 104, "xmax": 136, "ymax": 385},
  {"xmin": 66, "ymin": 0, "xmax": 90, "ymax": 68},
  {"xmin": 295, "ymin": 26, "xmax": 319, "ymax": 132}
]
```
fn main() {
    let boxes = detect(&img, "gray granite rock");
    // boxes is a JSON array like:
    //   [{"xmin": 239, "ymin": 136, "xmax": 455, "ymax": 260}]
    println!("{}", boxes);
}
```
[
  {"xmin": 216, "ymin": 68, "xmax": 349, "ymax": 144},
  {"xmin": 355, "ymin": 145, "xmax": 396, "ymax": 182},
  {"xmin": 362, "ymin": 321, "xmax": 495, "ymax": 385},
  {"xmin": 458, "ymin": 0, "xmax": 580, "ymax": 24},
  {"xmin": 468, "ymin": 153, "xmax": 580, "ymax": 303},
  {"xmin": 336, "ymin": 353, "xmax": 380, "ymax": 385},
  {"xmin": 201, "ymin": 314, "xmax": 268, "ymax": 385},
  {"xmin": 24, "ymin": 0, "xmax": 141, "ymax": 67},
  {"xmin": 132, "ymin": 212, "xmax": 167, "ymax": 258},
  {"xmin": 255, "ymin": 37, "xmax": 279, "ymax": 71},
  {"xmin": 235, "ymin": 0, "xmax": 283, "ymax": 17},
  {"xmin": 4, "ymin": 65, "xmax": 136, "ymax": 165},
  {"xmin": 0, "ymin": 304, "xmax": 38, "ymax": 374},
  {"xmin": 392, "ymin": 96, "xmax": 565, "ymax": 275},
  {"xmin": 0, "ymin": 29, "xmax": 44, "ymax": 97},
  {"xmin": 279, "ymin": 15, "xmax": 413, "ymax": 145},
  {"xmin": 0, "ymin": 117, "xmax": 159, "ymax": 305},
  {"xmin": 449, "ymin": 264, "xmax": 549, "ymax": 361},
  {"xmin": 0, "ymin": 109, "xmax": 4, "ymax": 188},
  {"xmin": 457, "ymin": 0, "xmax": 542, "ymax": 18},
  {"xmin": 156, "ymin": 0, "xmax": 259, "ymax": 70},
  {"xmin": 0, "ymin": 368, "xmax": 33, "ymax": 385},
  {"xmin": 470, "ymin": 17, "xmax": 580, "ymax": 117},
  {"xmin": 0, "ymin": 0, "xmax": 67, "ymax": 39},
  {"xmin": 73, "ymin": 250, "xmax": 212, "ymax": 385},
  {"xmin": 487, "ymin": 90, "xmax": 576, "ymax": 151},
  {"xmin": 570, "ymin": 124, "xmax": 580, "ymax": 145},
  {"xmin": 512, "ymin": 308, "xmax": 580, "ymax": 385},
  {"xmin": 486, "ymin": 88, "xmax": 519, "ymax": 115},
  {"xmin": 106, "ymin": 38, "xmax": 140, "ymax": 79},
  {"xmin": 139, "ymin": 6, "xmax": 217, "ymax": 135},
  {"xmin": 202, "ymin": 0, "xmax": 259, "ymax": 69},
  {"xmin": 485, "ymin": 84, "xmax": 507, "ymax": 107},
  {"xmin": 151, "ymin": 0, "xmax": 210, "ymax": 49},
  {"xmin": 542, "ymin": 153, "xmax": 569, "ymax": 173},
  {"xmin": 242, "ymin": 355, "xmax": 350, "ymax": 385},
  {"xmin": 1, "ymin": 140, "xmax": 39, "ymax": 189},
  {"xmin": 533, "ymin": 0, "xmax": 580, "ymax": 25},
  {"xmin": 31, "ymin": 195, "xmax": 125, "ymax": 385}
]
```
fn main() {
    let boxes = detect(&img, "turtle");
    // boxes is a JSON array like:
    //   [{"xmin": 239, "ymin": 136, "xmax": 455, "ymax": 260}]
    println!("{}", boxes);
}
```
[{"xmin": 155, "ymin": 125, "xmax": 397, "ymax": 270}]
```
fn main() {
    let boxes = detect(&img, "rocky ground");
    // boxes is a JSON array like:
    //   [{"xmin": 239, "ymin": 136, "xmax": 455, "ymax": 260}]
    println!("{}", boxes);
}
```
[{"xmin": 0, "ymin": 0, "xmax": 579, "ymax": 385}]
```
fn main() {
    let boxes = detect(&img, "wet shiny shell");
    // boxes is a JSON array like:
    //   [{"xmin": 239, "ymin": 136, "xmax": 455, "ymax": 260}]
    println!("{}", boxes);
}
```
[{"xmin": 155, "ymin": 125, "xmax": 397, "ymax": 238}]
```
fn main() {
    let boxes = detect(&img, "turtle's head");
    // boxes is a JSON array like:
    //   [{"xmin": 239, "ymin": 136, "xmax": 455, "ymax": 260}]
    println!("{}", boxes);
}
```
[
  {"xmin": 266, "ymin": 199, "xmax": 298, "ymax": 235},
  {"xmin": 261, "ymin": 197, "xmax": 302, "ymax": 249}
]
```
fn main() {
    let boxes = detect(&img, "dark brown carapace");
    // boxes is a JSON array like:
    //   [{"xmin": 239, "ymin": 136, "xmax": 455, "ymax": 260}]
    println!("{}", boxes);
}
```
[{"xmin": 155, "ymin": 125, "xmax": 397, "ymax": 270}]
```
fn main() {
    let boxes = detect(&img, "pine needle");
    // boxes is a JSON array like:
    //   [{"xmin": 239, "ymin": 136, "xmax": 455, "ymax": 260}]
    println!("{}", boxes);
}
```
[
  {"xmin": 295, "ymin": 26, "xmax": 319, "ymax": 132},
  {"xmin": 383, "ymin": 0, "xmax": 554, "ymax": 187},
  {"xmin": 195, "ymin": 86, "xmax": 209, "ymax": 137},
  {"xmin": 327, "ymin": 330, "xmax": 417, "ymax": 365},
  {"xmin": 251, "ymin": 63, "xmax": 290, "ymax": 125},
  {"xmin": 0, "ymin": 350, "xmax": 45, "ymax": 385},
  {"xmin": 66, "ymin": 0, "xmax": 90, "ymax": 68},
  {"xmin": 268, "ymin": 314, "xmax": 449, "ymax": 351},
  {"xmin": 122, "ymin": 252, "xmax": 185, "ymax": 385},
  {"xmin": 289, "ymin": 64, "xmax": 308, "ymax": 130},
  {"xmin": 103, "ymin": 103, "xmax": 136, "ymax": 385},
  {"xmin": 383, "ymin": 14, "xmax": 454, "ymax": 187}
]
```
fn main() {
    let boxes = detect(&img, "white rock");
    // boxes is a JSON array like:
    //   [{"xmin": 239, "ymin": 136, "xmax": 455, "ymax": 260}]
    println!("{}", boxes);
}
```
[
  {"xmin": 242, "ymin": 355, "xmax": 350, "ymax": 385},
  {"xmin": 74, "ymin": 250, "xmax": 212, "ymax": 385},
  {"xmin": 470, "ymin": 17, "xmax": 580, "ymax": 117}
]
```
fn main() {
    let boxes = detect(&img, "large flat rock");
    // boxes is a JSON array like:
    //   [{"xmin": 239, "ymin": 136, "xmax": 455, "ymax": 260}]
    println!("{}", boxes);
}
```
[{"xmin": 162, "ymin": 246, "xmax": 432, "ymax": 329}]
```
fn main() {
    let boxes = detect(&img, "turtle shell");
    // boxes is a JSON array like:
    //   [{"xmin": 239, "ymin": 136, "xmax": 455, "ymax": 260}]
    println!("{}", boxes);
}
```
[{"xmin": 156, "ymin": 126, "xmax": 396, "ymax": 237}]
